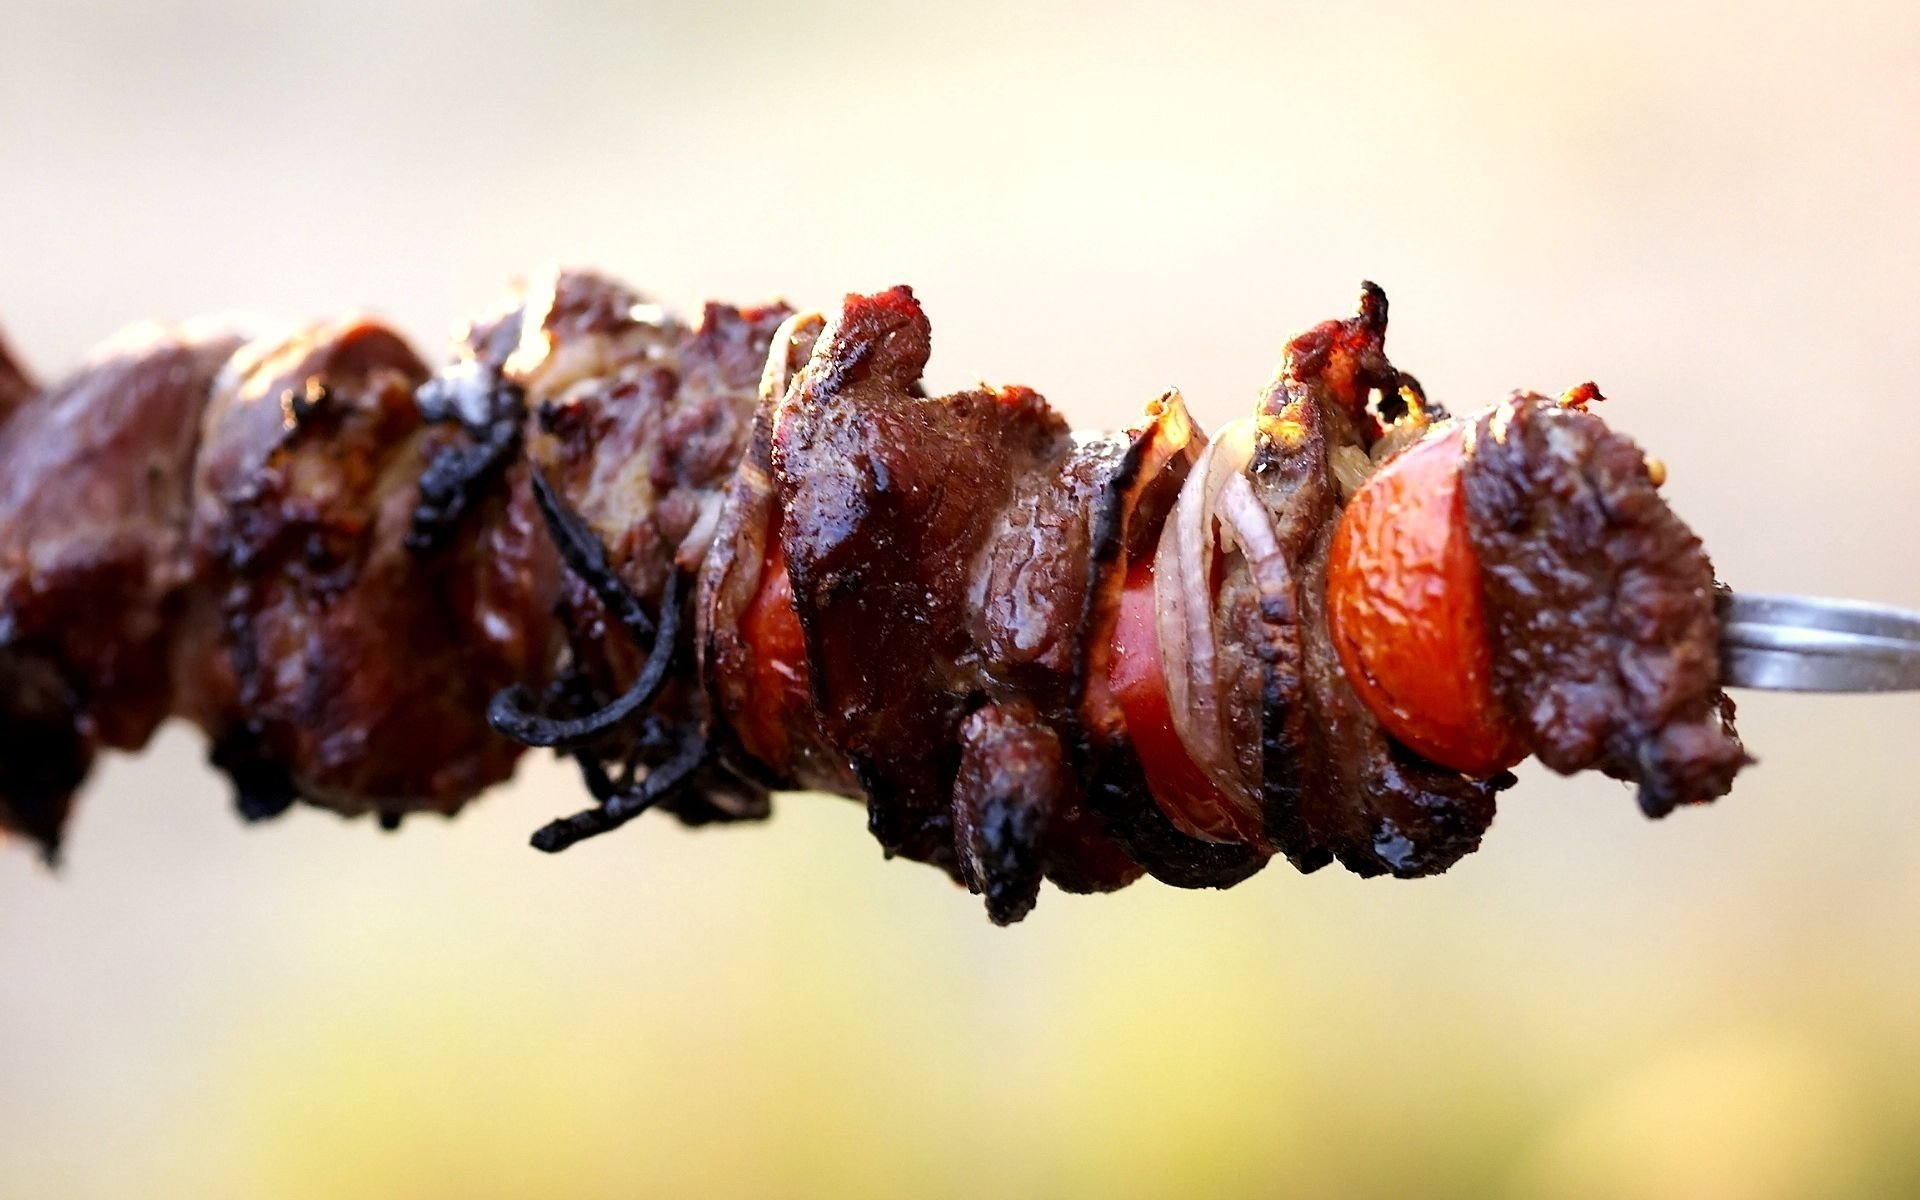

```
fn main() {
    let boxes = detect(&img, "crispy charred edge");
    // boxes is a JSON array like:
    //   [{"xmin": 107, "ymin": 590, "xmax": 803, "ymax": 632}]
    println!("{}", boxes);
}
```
[
  {"xmin": 954, "ymin": 701, "xmax": 1062, "ymax": 925},
  {"xmin": 1076, "ymin": 390, "xmax": 1269, "ymax": 889},
  {"xmin": 1279, "ymin": 281, "xmax": 1444, "ymax": 429},
  {"xmin": 1253, "ymin": 283, "xmax": 1507, "ymax": 877},
  {"xmin": 209, "ymin": 723, "xmax": 299, "ymax": 823},
  {"xmin": 1461, "ymin": 396, "xmax": 1746, "ymax": 816},
  {"xmin": 1019, "ymin": 440, "xmax": 1147, "ymax": 899},
  {"xmin": 0, "ymin": 643, "xmax": 89, "ymax": 861},
  {"xmin": 0, "ymin": 343, "xmax": 78, "ymax": 859},
  {"xmin": 407, "ymin": 368, "xmax": 527, "ymax": 554},
  {"xmin": 488, "ymin": 469, "xmax": 675, "ymax": 749}
]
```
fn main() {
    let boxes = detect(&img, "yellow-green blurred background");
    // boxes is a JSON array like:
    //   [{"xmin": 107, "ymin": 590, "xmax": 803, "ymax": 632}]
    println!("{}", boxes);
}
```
[{"xmin": 4, "ymin": 2, "xmax": 1920, "ymax": 1196}]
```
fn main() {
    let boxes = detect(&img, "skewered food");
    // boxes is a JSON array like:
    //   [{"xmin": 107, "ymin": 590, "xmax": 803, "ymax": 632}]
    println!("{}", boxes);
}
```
[{"xmin": 0, "ymin": 273, "xmax": 1745, "ymax": 921}]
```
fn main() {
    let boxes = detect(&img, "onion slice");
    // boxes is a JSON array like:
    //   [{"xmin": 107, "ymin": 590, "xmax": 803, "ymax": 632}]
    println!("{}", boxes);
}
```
[{"xmin": 1151, "ymin": 417, "xmax": 1279, "ymax": 827}]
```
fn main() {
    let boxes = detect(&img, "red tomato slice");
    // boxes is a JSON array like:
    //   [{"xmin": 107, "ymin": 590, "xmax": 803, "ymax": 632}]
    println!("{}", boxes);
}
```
[
  {"xmin": 1108, "ymin": 557, "xmax": 1261, "ymax": 844},
  {"xmin": 1326, "ymin": 426, "xmax": 1526, "ymax": 777},
  {"xmin": 737, "ymin": 536, "xmax": 810, "ymax": 771}
]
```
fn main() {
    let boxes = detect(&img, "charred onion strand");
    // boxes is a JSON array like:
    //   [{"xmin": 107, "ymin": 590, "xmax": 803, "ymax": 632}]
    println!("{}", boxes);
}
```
[
  {"xmin": 485, "ymin": 475, "xmax": 684, "ymax": 751},
  {"xmin": 532, "ymin": 724, "xmax": 710, "ymax": 853}
]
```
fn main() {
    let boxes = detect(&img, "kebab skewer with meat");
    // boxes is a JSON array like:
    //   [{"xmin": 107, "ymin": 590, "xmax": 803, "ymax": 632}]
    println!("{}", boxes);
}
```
[{"xmin": 0, "ymin": 273, "xmax": 1746, "ymax": 922}]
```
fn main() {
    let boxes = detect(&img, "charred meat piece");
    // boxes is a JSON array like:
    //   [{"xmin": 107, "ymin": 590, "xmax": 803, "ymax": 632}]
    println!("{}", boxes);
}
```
[
  {"xmin": 1, "ymin": 320, "xmax": 248, "ymax": 854},
  {"xmin": 531, "ymin": 292, "xmax": 789, "ymax": 646},
  {"xmin": 710, "ymin": 299, "xmax": 1143, "ymax": 903},
  {"xmin": 953, "ymin": 700, "xmax": 1067, "ymax": 925},
  {"xmin": 1462, "ymin": 395, "xmax": 1746, "ymax": 815},
  {"xmin": 769, "ymin": 286, "xmax": 1076, "ymax": 875},
  {"xmin": 179, "ymin": 316, "xmax": 526, "ymax": 818},
  {"xmin": 971, "ymin": 430, "xmax": 1147, "ymax": 895}
]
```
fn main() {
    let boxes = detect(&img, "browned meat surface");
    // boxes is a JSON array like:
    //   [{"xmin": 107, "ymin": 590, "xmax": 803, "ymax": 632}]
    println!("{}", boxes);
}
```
[
  {"xmin": 1462, "ymin": 395, "xmax": 1747, "ymax": 815},
  {"xmin": 703, "ymin": 296, "xmax": 1142, "ymax": 906},
  {"xmin": 971, "ymin": 432, "xmax": 1146, "ymax": 895},
  {"xmin": 0, "ymin": 321, "xmax": 248, "ymax": 854},
  {"xmin": 770, "ymin": 286, "xmax": 1074, "ymax": 874},
  {"xmin": 568, "ymin": 303, "xmax": 798, "ymax": 827},
  {"xmin": 179, "ymin": 317, "xmax": 526, "ymax": 818},
  {"xmin": 532, "ymin": 297, "xmax": 789, "ymax": 631}
]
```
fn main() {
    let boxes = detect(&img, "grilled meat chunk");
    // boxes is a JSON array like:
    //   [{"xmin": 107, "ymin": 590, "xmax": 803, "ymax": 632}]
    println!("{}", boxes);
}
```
[
  {"xmin": 461, "ymin": 270, "xmax": 800, "ymax": 831},
  {"xmin": 0, "ymin": 320, "xmax": 248, "ymax": 853},
  {"xmin": 971, "ymin": 430, "xmax": 1147, "ymax": 895},
  {"xmin": 180, "ymin": 316, "xmax": 526, "ymax": 818},
  {"xmin": 1462, "ymin": 395, "xmax": 1746, "ymax": 816},
  {"xmin": 953, "ymin": 700, "xmax": 1064, "ymax": 925},
  {"xmin": 770, "ymin": 286, "xmax": 1074, "ymax": 874}
]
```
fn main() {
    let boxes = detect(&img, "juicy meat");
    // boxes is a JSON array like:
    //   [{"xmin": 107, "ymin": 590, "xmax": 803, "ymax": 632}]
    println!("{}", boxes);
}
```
[
  {"xmin": 970, "ymin": 430, "xmax": 1149, "ymax": 895},
  {"xmin": 770, "ymin": 286, "xmax": 1073, "ymax": 874},
  {"xmin": 530, "ymin": 297, "xmax": 785, "ymax": 608},
  {"xmin": 0, "ymin": 320, "xmax": 248, "ymax": 853},
  {"xmin": 1462, "ymin": 395, "xmax": 1746, "ymax": 815},
  {"xmin": 702, "ymin": 295, "xmax": 1143, "ymax": 899},
  {"xmin": 180, "ymin": 317, "xmax": 526, "ymax": 817}
]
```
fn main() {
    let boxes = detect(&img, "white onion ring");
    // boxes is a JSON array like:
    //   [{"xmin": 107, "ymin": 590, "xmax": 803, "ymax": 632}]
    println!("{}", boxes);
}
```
[{"xmin": 1152, "ymin": 417, "xmax": 1275, "ymax": 818}]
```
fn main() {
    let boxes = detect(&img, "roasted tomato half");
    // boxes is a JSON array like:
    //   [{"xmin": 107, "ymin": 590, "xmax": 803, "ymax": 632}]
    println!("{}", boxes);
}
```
[{"xmin": 1326, "ymin": 425, "xmax": 1526, "ymax": 777}]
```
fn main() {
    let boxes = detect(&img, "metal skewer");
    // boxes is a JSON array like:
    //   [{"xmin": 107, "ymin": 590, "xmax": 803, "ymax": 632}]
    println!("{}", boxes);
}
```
[{"xmin": 1719, "ymin": 592, "xmax": 1920, "ymax": 692}]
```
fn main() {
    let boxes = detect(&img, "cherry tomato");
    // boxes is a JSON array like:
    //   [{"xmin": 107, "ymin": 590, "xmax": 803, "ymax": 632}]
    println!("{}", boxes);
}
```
[
  {"xmin": 1326, "ymin": 426, "xmax": 1526, "ymax": 777},
  {"xmin": 1108, "ymin": 558, "xmax": 1262, "ymax": 843}
]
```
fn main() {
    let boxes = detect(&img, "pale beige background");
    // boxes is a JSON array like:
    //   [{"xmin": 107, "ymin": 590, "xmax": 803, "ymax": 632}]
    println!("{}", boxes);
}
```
[{"xmin": 3, "ymin": 2, "xmax": 1919, "ymax": 1197}]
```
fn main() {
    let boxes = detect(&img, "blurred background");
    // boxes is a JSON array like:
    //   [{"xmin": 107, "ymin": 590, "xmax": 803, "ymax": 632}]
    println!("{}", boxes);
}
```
[{"xmin": 3, "ymin": 1, "xmax": 1919, "ymax": 1196}]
